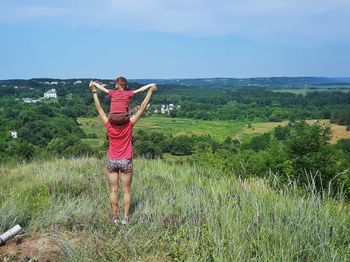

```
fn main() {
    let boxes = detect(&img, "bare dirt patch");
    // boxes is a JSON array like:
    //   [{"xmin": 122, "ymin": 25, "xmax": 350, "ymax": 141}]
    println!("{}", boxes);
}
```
[{"xmin": 0, "ymin": 233, "xmax": 79, "ymax": 262}]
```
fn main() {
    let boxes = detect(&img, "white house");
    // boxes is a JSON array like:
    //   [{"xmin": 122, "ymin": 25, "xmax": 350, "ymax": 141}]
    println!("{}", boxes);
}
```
[
  {"xmin": 11, "ymin": 130, "xmax": 17, "ymax": 139},
  {"xmin": 74, "ymin": 80, "xmax": 82, "ymax": 85},
  {"xmin": 161, "ymin": 108, "xmax": 170, "ymax": 114},
  {"xmin": 44, "ymin": 89, "xmax": 57, "ymax": 99},
  {"xmin": 23, "ymin": 98, "xmax": 37, "ymax": 103}
]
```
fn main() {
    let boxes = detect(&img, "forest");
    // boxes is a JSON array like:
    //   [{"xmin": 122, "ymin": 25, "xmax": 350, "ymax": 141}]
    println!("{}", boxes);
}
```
[{"xmin": 2, "ymin": 79, "xmax": 350, "ymax": 124}]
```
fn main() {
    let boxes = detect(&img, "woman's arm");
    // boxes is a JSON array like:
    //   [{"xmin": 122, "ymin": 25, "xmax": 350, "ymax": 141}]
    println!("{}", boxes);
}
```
[
  {"xmin": 93, "ymin": 81, "xmax": 110, "ymax": 94},
  {"xmin": 90, "ymin": 81, "xmax": 108, "ymax": 124},
  {"xmin": 130, "ymin": 85, "xmax": 157, "ymax": 125},
  {"xmin": 133, "ymin": 83, "xmax": 156, "ymax": 95}
]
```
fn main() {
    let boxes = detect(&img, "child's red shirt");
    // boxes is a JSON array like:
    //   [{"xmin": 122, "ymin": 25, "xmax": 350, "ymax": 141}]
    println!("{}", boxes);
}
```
[{"xmin": 108, "ymin": 90, "xmax": 134, "ymax": 113}]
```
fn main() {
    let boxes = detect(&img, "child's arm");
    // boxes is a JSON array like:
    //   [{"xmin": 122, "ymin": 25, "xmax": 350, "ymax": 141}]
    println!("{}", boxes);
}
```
[
  {"xmin": 133, "ymin": 83, "xmax": 156, "ymax": 95},
  {"xmin": 93, "ymin": 81, "xmax": 110, "ymax": 94}
]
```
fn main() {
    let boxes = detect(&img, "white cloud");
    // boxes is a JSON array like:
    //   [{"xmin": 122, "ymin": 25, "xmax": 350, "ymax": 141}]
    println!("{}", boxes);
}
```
[{"xmin": 1, "ymin": 0, "xmax": 350, "ymax": 44}]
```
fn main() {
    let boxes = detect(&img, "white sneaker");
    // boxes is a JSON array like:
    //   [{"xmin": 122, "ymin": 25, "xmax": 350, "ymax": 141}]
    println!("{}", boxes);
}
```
[
  {"xmin": 121, "ymin": 217, "xmax": 129, "ymax": 225},
  {"xmin": 109, "ymin": 215, "xmax": 118, "ymax": 225}
]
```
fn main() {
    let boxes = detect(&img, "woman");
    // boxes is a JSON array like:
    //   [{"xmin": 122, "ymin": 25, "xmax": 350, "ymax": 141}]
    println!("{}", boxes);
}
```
[{"xmin": 90, "ymin": 80, "xmax": 157, "ymax": 225}]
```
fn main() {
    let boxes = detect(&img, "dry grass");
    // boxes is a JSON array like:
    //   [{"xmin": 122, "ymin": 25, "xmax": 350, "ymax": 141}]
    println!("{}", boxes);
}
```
[
  {"xmin": 321, "ymin": 121, "xmax": 350, "ymax": 144},
  {"xmin": 236, "ymin": 121, "xmax": 289, "ymax": 139},
  {"xmin": 238, "ymin": 120, "xmax": 350, "ymax": 144},
  {"xmin": 1, "ymin": 158, "xmax": 350, "ymax": 261}
]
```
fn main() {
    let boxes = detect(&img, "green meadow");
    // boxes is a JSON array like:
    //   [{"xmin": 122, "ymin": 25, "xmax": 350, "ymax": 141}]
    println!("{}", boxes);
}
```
[
  {"xmin": 78, "ymin": 116, "xmax": 248, "ymax": 140},
  {"xmin": 78, "ymin": 116, "xmax": 251, "ymax": 152},
  {"xmin": 78, "ymin": 117, "xmax": 350, "ymax": 158}
]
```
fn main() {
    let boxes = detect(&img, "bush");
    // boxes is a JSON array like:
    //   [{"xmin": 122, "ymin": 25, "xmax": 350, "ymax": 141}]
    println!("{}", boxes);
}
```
[
  {"xmin": 134, "ymin": 140, "xmax": 162, "ymax": 159},
  {"xmin": 63, "ymin": 142, "xmax": 95, "ymax": 157},
  {"xmin": 337, "ymin": 139, "xmax": 350, "ymax": 153},
  {"xmin": 87, "ymin": 133, "xmax": 98, "ymax": 139}
]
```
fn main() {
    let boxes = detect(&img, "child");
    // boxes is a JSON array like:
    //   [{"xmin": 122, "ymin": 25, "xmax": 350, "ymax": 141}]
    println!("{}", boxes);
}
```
[{"xmin": 91, "ymin": 77, "xmax": 155, "ymax": 125}]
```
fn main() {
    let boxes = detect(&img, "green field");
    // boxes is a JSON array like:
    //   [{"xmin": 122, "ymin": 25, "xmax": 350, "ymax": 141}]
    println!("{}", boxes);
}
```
[
  {"xmin": 271, "ymin": 87, "xmax": 350, "ymax": 95},
  {"xmin": 78, "ymin": 116, "xmax": 251, "ymax": 152},
  {"xmin": 1, "ymin": 157, "xmax": 350, "ymax": 261},
  {"xmin": 79, "ymin": 116, "xmax": 248, "ymax": 140},
  {"xmin": 78, "ymin": 117, "xmax": 350, "ymax": 154}
]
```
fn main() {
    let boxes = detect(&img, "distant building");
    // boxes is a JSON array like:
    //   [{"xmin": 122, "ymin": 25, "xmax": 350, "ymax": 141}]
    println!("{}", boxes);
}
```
[
  {"xmin": 74, "ymin": 80, "xmax": 82, "ymax": 85},
  {"xmin": 44, "ymin": 89, "xmax": 57, "ymax": 99},
  {"xmin": 161, "ymin": 108, "xmax": 170, "ymax": 114},
  {"xmin": 44, "ymin": 81, "xmax": 58, "ymax": 85},
  {"xmin": 23, "ymin": 98, "xmax": 37, "ymax": 103},
  {"xmin": 131, "ymin": 105, "xmax": 140, "ymax": 114},
  {"xmin": 11, "ymin": 130, "xmax": 17, "ymax": 139}
]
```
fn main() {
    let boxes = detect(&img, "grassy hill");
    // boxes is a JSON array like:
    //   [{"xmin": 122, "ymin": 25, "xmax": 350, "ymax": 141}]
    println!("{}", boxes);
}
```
[{"xmin": 1, "ymin": 158, "xmax": 350, "ymax": 261}]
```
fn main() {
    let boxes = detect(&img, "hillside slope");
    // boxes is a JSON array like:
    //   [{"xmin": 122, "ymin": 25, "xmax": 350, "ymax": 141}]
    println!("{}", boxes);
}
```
[{"xmin": 1, "ymin": 158, "xmax": 350, "ymax": 261}]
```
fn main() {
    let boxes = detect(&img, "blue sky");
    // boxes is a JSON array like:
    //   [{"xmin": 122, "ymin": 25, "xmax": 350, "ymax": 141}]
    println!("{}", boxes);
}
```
[{"xmin": 1, "ymin": 0, "xmax": 350, "ymax": 79}]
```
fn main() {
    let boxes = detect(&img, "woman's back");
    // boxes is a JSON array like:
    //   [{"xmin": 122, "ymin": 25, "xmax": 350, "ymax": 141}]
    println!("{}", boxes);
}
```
[{"xmin": 105, "ymin": 121, "xmax": 134, "ymax": 159}]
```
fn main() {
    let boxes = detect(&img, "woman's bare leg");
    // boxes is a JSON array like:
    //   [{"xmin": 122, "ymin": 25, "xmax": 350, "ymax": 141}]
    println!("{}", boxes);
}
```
[
  {"xmin": 120, "ymin": 172, "xmax": 133, "ymax": 218},
  {"xmin": 108, "ymin": 172, "xmax": 119, "ymax": 217}
]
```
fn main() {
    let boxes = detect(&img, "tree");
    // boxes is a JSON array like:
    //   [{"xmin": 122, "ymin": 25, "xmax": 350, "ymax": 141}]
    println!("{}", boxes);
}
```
[
  {"xmin": 63, "ymin": 142, "xmax": 94, "ymax": 157},
  {"xmin": 170, "ymin": 136, "xmax": 195, "ymax": 155},
  {"xmin": 134, "ymin": 140, "xmax": 162, "ymax": 159},
  {"xmin": 337, "ymin": 139, "xmax": 350, "ymax": 153},
  {"xmin": 246, "ymin": 133, "xmax": 271, "ymax": 151}
]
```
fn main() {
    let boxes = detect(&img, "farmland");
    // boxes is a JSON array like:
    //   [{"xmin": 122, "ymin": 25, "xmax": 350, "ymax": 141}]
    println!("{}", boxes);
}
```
[{"xmin": 78, "ymin": 117, "xmax": 350, "ymax": 152}]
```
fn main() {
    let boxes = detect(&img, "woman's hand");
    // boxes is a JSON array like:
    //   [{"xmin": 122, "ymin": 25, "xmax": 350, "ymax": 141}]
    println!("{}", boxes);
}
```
[
  {"xmin": 150, "ymin": 85, "xmax": 157, "ymax": 92},
  {"xmin": 89, "ymin": 81, "xmax": 97, "ymax": 91}
]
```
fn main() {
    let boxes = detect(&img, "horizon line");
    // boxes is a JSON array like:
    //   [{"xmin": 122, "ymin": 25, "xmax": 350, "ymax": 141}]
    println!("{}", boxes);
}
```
[{"xmin": 1, "ymin": 76, "xmax": 350, "ymax": 81}]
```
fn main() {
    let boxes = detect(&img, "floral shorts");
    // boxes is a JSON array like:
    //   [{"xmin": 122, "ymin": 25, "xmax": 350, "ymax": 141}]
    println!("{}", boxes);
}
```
[{"xmin": 107, "ymin": 158, "xmax": 133, "ymax": 174}]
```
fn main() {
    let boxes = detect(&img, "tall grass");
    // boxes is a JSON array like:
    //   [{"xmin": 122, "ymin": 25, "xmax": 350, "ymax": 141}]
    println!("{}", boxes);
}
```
[{"xmin": 1, "ymin": 157, "xmax": 350, "ymax": 261}]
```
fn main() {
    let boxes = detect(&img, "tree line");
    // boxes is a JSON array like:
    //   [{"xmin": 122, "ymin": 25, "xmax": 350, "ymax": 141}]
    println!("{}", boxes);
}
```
[
  {"xmin": 1, "ymin": 80, "xmax": 350, "ymax": 126},
  {"xmin": 132, "ymin": 121, "xmax": 350, "ymax": 197}
]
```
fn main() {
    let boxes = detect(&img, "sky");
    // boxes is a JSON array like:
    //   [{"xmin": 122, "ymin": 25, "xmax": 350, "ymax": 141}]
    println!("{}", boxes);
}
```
[{"xmin": 1, "ymin": 0, "xmax": 350, "ymax": 79}]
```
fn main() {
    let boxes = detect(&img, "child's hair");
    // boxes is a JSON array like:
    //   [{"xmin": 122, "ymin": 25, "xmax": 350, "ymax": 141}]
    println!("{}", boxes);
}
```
[{"xmin": 114, "ymin": 76, "xmax": 128, "ymax": 90}]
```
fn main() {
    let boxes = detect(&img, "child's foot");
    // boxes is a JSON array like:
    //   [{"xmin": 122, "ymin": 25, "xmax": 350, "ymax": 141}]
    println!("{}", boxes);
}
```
[{"xmin": 121, "ymin": 217, "xmax": 129, "ymax": 225}]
